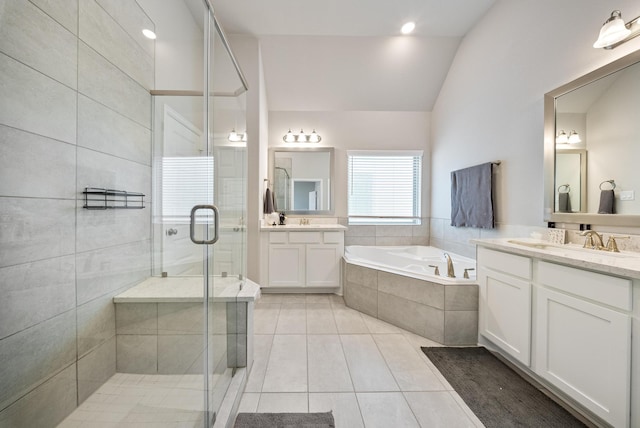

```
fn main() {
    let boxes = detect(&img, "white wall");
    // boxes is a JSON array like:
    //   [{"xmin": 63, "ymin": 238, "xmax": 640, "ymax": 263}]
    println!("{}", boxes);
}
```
[
  {"xmin": 430, "ymin": 0, "xmax": 640, "ymax": 255},
  {"xmin": 269, "ymin": 110, "xmax": 431, "ymax": 219}
]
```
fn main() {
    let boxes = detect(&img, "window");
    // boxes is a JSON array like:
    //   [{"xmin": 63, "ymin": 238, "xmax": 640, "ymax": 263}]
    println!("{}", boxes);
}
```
[
  {"xmin": 161, "ymin": 156, "xmax": 214, "ymax": 222},
  {"xmin": 348, "ymin": 150, "xmax": 422, "ymax": 225}
]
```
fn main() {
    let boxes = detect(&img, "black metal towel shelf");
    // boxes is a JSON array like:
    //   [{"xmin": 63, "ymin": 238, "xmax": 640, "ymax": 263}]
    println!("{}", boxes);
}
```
[{"xmin": 83, "ymin": 187, "xmax": 145, "ymax": 210}]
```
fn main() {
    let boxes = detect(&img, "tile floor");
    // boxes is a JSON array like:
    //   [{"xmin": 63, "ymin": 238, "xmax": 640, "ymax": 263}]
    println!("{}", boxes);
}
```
[
  {"xmin": 238, "ymin": 293, "xmax": 484, "ymax": 427},
  {"xmin": 57, "ymin": 293, "xmax": 484, "ymax": 427}
]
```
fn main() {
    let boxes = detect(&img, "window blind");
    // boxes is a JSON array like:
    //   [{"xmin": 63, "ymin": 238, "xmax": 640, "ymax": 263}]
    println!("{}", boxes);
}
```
[
  {"xmin": 348, "ymin": 151, "xmax": 422, "ymax": 224},
  {"xmin": 161, "ymin": 156, "xmax": 214, "ymax": 221}
]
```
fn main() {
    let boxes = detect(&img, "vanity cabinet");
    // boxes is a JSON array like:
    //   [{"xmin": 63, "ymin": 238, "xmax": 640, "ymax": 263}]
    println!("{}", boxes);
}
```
[
  {"xmin": 266, "ymin": 230, "xmax": 344, "ymax": 289},
  {"xmin": 535, "ymin": 262, "xmax": 631, "ymax": 428},
  {"xmin": 477, "ymin": 244, "xmax": 634, "ymax": 428},
  {"xmin": 477, "ymin": 247, "xmax": 532, "ymax": 366}
]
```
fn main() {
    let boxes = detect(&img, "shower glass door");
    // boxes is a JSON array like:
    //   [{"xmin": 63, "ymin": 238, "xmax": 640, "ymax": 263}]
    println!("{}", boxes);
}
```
[{"xmin": 150, "ymin": 1, "xmax": 247, "ymax": 426}]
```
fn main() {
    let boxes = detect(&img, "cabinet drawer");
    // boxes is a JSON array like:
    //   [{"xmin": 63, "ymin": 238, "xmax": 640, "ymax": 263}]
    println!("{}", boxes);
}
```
[
  {"xmin": 289, "ymin": 232, "xmax": 322, "ymax": 243},
  {"xmin": 477, "ymin": 247, "xmax": 531, "ymax": 279},
  {"xmin": 269, "ymin": 232, "xmax": 288, "ymax": 244},
  {"xmin": 323, "ymin": 231, "xmax": 343, "ymax": 244},
  {"xmin": 537, "ymin": 261, "xmax": 631, "ymax": 311}
]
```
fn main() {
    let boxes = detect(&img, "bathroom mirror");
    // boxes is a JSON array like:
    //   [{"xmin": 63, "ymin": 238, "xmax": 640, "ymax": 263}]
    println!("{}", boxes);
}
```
[
  {"xmin": 269, "ymin": 147, "xmax": 335, "ymax": 215},
  {"xmin": 544, "ymin": 49, "xmax": 640, "ymax": 226}
]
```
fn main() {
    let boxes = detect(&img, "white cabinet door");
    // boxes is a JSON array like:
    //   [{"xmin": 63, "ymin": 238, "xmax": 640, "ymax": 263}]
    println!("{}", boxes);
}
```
[
  {"xmin": 535, "ymin": 286, "xmax": 631, "ymax": 428},
  {"xmin": 268, "ymin": 244, "xmax": 306, "ymax": 286},
  {"xmin": 478, "ymin": 267, "xmax": 531, "ymax": 366},
  {"xmin": 306, "ymin": 244, "xmax": 340, "ymax": 287}
]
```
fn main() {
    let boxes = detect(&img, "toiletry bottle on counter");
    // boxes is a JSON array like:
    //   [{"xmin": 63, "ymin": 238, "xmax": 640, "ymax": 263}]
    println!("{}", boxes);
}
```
[{"xmin": 279, "ymin": 213, "xmax": 286, "ymax": 225}]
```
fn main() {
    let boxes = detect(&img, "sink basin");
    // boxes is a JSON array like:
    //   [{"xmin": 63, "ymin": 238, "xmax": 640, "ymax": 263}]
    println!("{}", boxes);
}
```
[{"xmin": 506, "ymin": 239, "xmax": 637, "ymax": 259}]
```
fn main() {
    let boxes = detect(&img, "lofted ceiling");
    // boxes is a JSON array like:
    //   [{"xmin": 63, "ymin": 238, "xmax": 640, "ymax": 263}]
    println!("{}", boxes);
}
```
[{"xmin": 212, "ymin": 0, "xmax": 496, "ymax": 111}]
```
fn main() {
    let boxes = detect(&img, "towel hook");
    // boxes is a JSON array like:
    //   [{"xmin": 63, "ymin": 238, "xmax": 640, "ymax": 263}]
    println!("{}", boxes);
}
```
[
  {"xmin": 599, "ymin": 180, "xmax": 616, "ymax": 190},
  {"xmin": 557, "ymin": 184, "xmax": 570, "ymax": 193}
]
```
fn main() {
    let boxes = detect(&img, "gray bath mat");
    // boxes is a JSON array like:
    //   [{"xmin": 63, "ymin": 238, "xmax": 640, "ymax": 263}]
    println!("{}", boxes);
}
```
[
  {"xmin": 234, "ymin": 411, "xmax": 334, "ymax": 428},
  {"xmin": 422, "ymin": 346, "xmax": 586, "ymax": 428}
]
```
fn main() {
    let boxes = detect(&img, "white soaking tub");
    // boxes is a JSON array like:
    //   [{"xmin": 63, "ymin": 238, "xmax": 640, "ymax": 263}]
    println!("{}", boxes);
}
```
[{"xmin": 343, "ymin": 245, "xmax": 478, "ymax": 345}]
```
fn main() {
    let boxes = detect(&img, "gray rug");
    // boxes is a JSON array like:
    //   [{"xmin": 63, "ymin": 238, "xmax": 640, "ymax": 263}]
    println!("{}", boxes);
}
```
[
  {"xmin": 234, "ymin": 411, "xmax": 334, "ymax": 428},
  {"xmin": 422, "ymin": 346, "xmax": 586, "ymax": 428}
]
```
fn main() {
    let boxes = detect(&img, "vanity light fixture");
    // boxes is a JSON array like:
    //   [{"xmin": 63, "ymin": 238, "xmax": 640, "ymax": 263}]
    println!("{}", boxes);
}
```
[
  {"xmin": 142, "ymin": 28, "xmax": 157, "ymax": 40},
  {"xmin": 593, "ymin": 10, "xmax": 640, "ymax": 49},
  {"xmin": 556, "ymin": 130, "xmax": 581, "ymax": 144},
  {"xmin": 228, "ymin": 129, "xmax": 247, "ymax": 142},
  {"xmin": 283, "ymin": 128, "xmax": 322, "ymax": 143}
]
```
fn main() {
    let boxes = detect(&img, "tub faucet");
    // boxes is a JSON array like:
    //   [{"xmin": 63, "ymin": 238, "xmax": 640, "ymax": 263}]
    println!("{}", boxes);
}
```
[{"xmin": 443, "ymin": 253, "xmax": 455, "ymax": 278}]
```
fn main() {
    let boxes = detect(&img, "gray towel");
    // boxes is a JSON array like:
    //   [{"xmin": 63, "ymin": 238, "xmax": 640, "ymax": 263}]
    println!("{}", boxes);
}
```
[
  {"xmin": 558, "ymin": 192, "xmax": 571, "ymax": 213},
  {"xmin": 451, "ymin": 162, "xmax": 494, "ymax": 228},
  {"xmin": 597, "ymin": 189, "xmax": 614, "ymax": 214},
  {"xmin": 264, "ymin": 188, "xmax": 275, "ymax": 214}
]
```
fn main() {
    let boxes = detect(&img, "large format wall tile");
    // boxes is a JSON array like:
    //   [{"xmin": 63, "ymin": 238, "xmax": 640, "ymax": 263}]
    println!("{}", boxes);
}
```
[
  {"xmin": 0, "ymin": 255, "xmax": 75, "ymax": 340},
  {"xmin": 95, "ymin": 0, "xmax": 155, "ymax": 57},
  {"xmin": 79, "ymin": 0, "xmax": 153, "ymax": 88},
  {"xmin": 0, "ymin": 197, "xmax": 75, "ymax": 268},
  {"xmin": 76, "ymin": 239, "xmax": 151, "ymax": 305},
  {"xmin": 0, "ymin": 0, "xmax": 77, "ymax": 89},
  {"xmin": 158, "ymin": 335, "xmax": 204, "ymax": 374},
  {"xmin": 78, "ymin": 95, "xmax": 151, "ymax": 166},
  {"xmin": 76, "ymin": 293, "xmax": 116, "ymax": 358},
  {"xmin": 0, "ymin": 310, "xmax": 76, "ymax": 411},
  {"xmin": 0, "ymin": 53, "xmax": 77, "ymax": 144},
  {"xmin": 29, "ymin": 0, "xmax": 78, "ymax": 34},
  {"xmin": 0, "ymin": 364, "xmax": 77, "ymax": 428},
  {"xmin": 0, "ymin": 125, "xmax": 76, "ymax": 199},
  {"xmin": 76, "ymin": 146, "xmax": 151, "ymax": 204},
  {"xmin": 77, "ymin": 337, "xmax": 115, "ymax": 403},
  {"xmin": 116, "ymin": 334, "xmax": 157, "ymax": 374},
  {"xmin": 377, "ymin": 271, "xmax": 444, "ymax": 309},
  {"xmin": 78, "ymin": 42, "xmax": 151, "ymax": 128}
]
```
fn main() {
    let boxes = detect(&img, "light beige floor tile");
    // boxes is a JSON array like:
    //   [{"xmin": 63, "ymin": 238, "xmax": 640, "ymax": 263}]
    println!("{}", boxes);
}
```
[
  {"xmin": 333, "ymin": 308, "xmax": 369, "ymax": 334},
  {"xmin": 307, "ymin": 304, "xmax": 338, "ymax": 334},
  {"xmin": 402, "ymin": 331, "xmax": 444, "ymax": 349},
  {"xmin": 308, "ymin": 335, "xmax": 353, "ymax": 392},
  {"xmin": 356, "ymin": 392, "xmax": 419, "ymax": 428},
  {"xmin": 244, "ymin": 334, "xmax": 274, "ymax": 392},
  {"xmin": 306, "ymin": 294, "xmax": 331, "ymax": 303},
  {"xmin": 340, "ymin": 335, "xmax": 398, "ymax": 392},
  {"xmin": 360, "ymin": 313, "xmax": 405, "ymax": 334},
  {"xmin": 373, "ymin": 334, "xmax": 446, "ymax": 391},
  {"xmin": 280, "ymin": 294, "xmax": 306, "ymax": 304},
  {"xmin": 328, "ymin": 294, "xmax": 346, "ymax": 307},
  {"xmin": 237, "ymin": 393, "xmax": 260, "ymax": 413},
  {"xmin": 404, "ymin": 391, "xmax": 478, "ymax": 427},
  {"xmin": 309, "ymin": 392, "xmax": 364, "ymax": 428},
  {"xmin": 256, "ymin": 294, "xmax": 284, "ymax": 304},
  {"xmin": 450, "ymin": 390, "xmax": 486, "ymax": 427},
  {"xmin": 253, "ymin": 304, "xmax": 280, "ymax": 334},
  {"xmin": 257, "ymin": 393, "xmax": 308, "ymax": 412},
  {"xmin": 275, "ymin": 303, "xmax": 307, "ymax": 334},
  {"xmin": 262, "ymin": 335, "xmax": 307, "ymax": 392}
]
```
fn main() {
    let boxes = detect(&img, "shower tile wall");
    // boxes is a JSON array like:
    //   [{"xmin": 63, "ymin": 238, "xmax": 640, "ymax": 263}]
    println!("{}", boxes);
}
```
[{"xmin": 0, "ymin": 1, "xmax": 154, "ymax": 426}]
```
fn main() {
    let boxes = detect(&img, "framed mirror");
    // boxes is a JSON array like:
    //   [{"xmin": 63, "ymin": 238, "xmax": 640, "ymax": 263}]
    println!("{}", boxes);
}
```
[
  {"xmin": 544, "ymin": 49, "xmax": 640, "ymax": 226},
  {"xmin": 269, "ymin": 147, "xmax": 335, "ymax": 215}
]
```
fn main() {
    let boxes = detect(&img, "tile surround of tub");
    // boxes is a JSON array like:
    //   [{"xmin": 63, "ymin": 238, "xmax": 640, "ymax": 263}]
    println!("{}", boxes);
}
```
[{"xmin": 342, "ymin": 217, "xmax": 430, "ymax": 247}]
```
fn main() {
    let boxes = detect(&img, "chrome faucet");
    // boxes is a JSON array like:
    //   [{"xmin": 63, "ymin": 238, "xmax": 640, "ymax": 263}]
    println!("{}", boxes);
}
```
[
  {"xmin": 580, "ymin": 230, "xmax": 604, "ymax": 250},
  {"xmin": 443, "ymin": 253, "xmax": 455, "ymax": 278}
]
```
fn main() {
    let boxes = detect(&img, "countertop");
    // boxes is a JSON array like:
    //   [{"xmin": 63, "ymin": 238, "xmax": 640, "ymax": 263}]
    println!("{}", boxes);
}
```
[
  {"xmin": 260, "ymin": 223, "xmax": 347, "ymax": 231},
  {"xmin": 472, "ymin": 238, "xmax": 640, "ymax": 280}
]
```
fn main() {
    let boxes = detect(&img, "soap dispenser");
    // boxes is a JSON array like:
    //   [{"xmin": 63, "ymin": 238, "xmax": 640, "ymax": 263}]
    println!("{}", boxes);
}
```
[{"xmin": 279, "ymin": 212, "xmax": 286, "ymax": 225}]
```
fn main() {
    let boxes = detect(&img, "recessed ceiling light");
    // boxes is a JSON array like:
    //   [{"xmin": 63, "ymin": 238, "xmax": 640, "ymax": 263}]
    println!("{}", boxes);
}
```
[
  {"xmin": 142, "ymin": 29, "xmax": 157, "ymax": 40},
  {"xmin": 401, "ymin": 22, "xmax": 415, "ymax": 35}
]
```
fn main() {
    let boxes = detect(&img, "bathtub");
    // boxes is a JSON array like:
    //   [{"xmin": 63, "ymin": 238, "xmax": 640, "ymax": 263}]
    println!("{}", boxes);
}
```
[
  {"xmin": 343, "ymin": 245, "xmax": 478, "ymax": 345},
  {"xmin": 344, "ymin": 245, "xmax": 477, "ymax": 283}
]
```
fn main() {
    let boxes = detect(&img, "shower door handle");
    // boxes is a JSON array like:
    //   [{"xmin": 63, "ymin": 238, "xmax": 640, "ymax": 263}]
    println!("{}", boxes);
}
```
[{"xmin": 189, "ymin": 204, "xmax": 219, "ymax": 245}]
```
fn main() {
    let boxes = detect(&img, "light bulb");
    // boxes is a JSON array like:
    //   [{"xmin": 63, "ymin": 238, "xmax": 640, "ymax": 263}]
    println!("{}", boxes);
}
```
[
  {"xmin": 308, "ymin": 129, "xmax": 321, "ymax": 143},
  {"xmin": 296, "ymin": 129, "xmax": 308, "ymax": 142},
  {"xmin": 283, "ymin": 129, "xmax": 296, "ymax": 143},
  {"xmin": 556, "ymin": 130, "xmax": 568, "ymax": 144}
]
